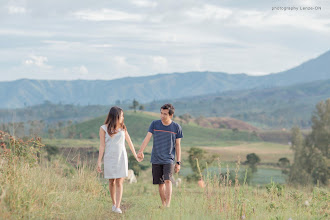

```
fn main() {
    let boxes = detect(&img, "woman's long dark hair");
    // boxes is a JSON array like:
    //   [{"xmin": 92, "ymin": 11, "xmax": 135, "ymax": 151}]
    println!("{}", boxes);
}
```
[{"xmin": 104, "ymin": 106, "xmax": 126, "ymax": 136}]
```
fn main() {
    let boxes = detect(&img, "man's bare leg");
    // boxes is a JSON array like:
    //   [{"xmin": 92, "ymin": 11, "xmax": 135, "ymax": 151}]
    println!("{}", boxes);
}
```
[
  {"xmin": 164, "ymin": 180, "xmax": 172, "ymax": 207},
  {"xmin": 158, "ymin": 184, "xmax": 166, "ymax": 207}
]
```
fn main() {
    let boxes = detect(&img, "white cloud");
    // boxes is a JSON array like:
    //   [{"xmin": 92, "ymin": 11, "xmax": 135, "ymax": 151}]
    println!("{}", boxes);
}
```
[
  {"xmin": 24, "ymin": 55, "xmax": 51, "ymax": 69},
  {"xmin": 152, "ymin": 56, "xmax": 167, "ymax": 66},
  {"xmin": 235, "ymin": 10, "xmax": 330, "ymax": 32},
  {"xmin": 1, "ymin": 0, "xmax": 330, "ymax": 81},
  {"xmin": 74, "ymin": 65, "xmax": 88, "ymax": 75},
  {"xmin": 110, "ymin": 56, "xmax": 140, "ymax": 77},
  {"xmin": 42, "ymin": 40, "xmax": 83, "ymax": 51},
  {"xmin": 91, "ymin": 44, "xmax": 112, "ymax": 48},
  {"xmin": 73, "ymin": 8, "xmax": 143, "ymax": 21},
  {"xmin": 114, "ymin": 56, "xmax": 127, "ymax": 66},
  {"xmin": 42, "ymin": 40, "xmax": 70, "ymax": 45},
  {"xmin": 24, "ymin": 60, "xmax": 33, "ymax": 65},
  {"xmin": 131, "ymin": 0, "xmax": 157, "ymax": 8},
  {"xmin": 0, "ymin": 29, "xmax": 53, "ymax": 37},
  {"xmin": 151, "ymin": 56, "xmax": 168, "ymax": 72},
  {"xmin": 294, "ymin": 0, "xmax": 317, "ymax": 7},
  {"xmin": 62, "ymin": 65, "xmax": 89, "ymax": 76},
  {"xmin": 7, "ymin": 6, "xmax": 26, "ymax": 14},
  {"xmin": 185, "ymin": 4, "xmax": 232, "ymax": 21}
]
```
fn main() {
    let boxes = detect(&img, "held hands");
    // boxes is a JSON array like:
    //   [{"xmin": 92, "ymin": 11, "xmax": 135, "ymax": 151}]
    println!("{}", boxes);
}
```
[
  {"xmin": 135, "ymin": 155, "xmax": 143, "ymax": 162},
  {"xmin": 137, "ymin": 151, "xmax": 144, "ymax": 162}
]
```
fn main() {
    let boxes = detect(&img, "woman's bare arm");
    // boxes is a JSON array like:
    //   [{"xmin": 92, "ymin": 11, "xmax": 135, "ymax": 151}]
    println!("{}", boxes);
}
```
[
  {"xmin": 97, "ymin": 127, "xmax": 106, "ymax": 172},
  {"xmin": 125, "ymin": 130, "xmax": 141, "ymax": 161}
]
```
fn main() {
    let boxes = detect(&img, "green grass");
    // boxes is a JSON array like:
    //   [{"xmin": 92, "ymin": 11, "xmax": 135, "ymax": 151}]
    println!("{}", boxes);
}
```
[
  {"xmin": 2, "ymin": 156, "xmax": 328, "ymax": 219},
  {"xmin": 123, "ymin": 182, "xmax": 329, "ymax": 220},
  {"xmin": 43, "ymin": 138, "xmax": 99, "ymax": 148},
  {"xmin": 1, "ymin": 123, "xmax": 326, "ymax": 219},
  {"xmin": 201, "ymin": 142, "xmax": 293, "ymax": 164}
]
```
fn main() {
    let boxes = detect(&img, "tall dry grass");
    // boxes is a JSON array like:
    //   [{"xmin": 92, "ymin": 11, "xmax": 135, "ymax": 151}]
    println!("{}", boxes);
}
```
[
  {"xmin": 1, "ymin": 130, "xmax": 328, "ymax": 219},
  {"xmin": 0, "ymin": 131, "xmax": 113, "ymax": 219}
]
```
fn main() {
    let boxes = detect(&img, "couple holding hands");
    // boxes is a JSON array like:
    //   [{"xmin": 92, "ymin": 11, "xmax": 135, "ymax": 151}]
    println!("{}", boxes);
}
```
[{"xmin": 97, "ymin": 104, "xmax": 183, "ymax": 214}]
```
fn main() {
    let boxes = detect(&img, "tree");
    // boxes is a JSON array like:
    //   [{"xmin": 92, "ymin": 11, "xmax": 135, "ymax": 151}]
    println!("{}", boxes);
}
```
[
  {"xmin": 67, "ymin": 120, "xmax": 76, "ymax": 139},
  {"xmin": 245, "ymin": 153, "xmax": 260, "ymax": 173},
  {"xmin": 195, "ymin": 115, "xmax": 205, "ymax": 126},
  {"xmin": 48, "ymin": 128, "xmax": 55, "ymax": 139},
  {"xmin": 44, "ymin": 144, "xmax": 59, "ymax": 161},
  {"xmin": 278, "ymin": 157, "xmax": 290, "ymax": 175},
  {"xmin": 310, "ymin": 99, "xmax": 330, "ymax": 158},
  {"xmin": 139, "ymin": 105, "xmax": 145, "ymax": 111},
  {"xmin": 289, "ymin": 99, "xmax": 330, "ymax": 185},
  {"xmin": 289, "ymin": 127, "xmax": 312, "ymax": 184},
  {"xmin": 130, "ymin": 99, "xmax": 139, "ymax": 113},
  {"xmin": 188, "ymin": 147, "xmax": 216, "ymax": 181},
  {"xmin": 179, "ymin": 113, "xmax": 192, "ymax": 124}
]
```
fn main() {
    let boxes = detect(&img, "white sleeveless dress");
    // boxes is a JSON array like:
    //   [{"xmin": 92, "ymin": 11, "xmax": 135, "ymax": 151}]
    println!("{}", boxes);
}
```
[{"xmin": 101, "ymin": 125, "xmax": 128, "ymax": 179}]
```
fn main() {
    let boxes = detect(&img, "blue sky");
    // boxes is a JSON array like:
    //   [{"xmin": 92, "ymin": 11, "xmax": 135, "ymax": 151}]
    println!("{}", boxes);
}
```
[{"xmin": 1, "ymin": 0, "xmax": 330, "ymax": 81}]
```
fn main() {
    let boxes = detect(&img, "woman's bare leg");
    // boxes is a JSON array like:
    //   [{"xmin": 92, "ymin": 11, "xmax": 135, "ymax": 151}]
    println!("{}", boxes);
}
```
[
  {"xmin": 109, "ymin": 179, "xmax": 116, "ymax": 206},
  {"xmin": 115, "ymin": 178, "xmax": 124, "ymax": 208}
]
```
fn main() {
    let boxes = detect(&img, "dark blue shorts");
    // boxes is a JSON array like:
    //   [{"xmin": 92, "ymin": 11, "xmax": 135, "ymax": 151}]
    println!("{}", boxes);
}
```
[{"xmin": 152, "ymin": 163, "xmax": 174, "ymax": 184}]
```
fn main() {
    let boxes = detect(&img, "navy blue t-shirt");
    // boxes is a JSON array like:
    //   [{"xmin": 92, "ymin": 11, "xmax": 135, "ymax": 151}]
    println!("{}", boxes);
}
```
[{"xmin": 148, "ymin": 120, "xmax": 183, "ymax": 164}]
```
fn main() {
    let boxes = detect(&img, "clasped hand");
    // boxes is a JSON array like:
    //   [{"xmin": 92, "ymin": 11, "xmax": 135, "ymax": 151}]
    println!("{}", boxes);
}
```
[{"xmin": 137, "ymin": 151, "xmax": 144, "ymax": 162}]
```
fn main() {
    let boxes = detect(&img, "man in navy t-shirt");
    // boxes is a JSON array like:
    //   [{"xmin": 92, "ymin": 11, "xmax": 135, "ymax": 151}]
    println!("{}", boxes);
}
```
[{"xmin": 138, "ymin": 103, "xmax": 183, "ymax": 208}]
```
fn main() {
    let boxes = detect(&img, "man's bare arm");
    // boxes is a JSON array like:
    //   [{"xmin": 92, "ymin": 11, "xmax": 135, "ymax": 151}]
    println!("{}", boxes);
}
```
[
  {"xmin": 138, "ymin": 132, "xmax": 152, "ymax": 158},
  {"xmin": 175, "ymin": 138, "xmax": 181, "ymax": 173}
]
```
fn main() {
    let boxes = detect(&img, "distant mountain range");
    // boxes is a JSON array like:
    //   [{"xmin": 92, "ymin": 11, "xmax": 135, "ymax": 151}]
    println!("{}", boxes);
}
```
[
  {"xmin": 148, "ymin": 79, "xmax": 330, "ymax": 128},
  {"xmin": 1, "ymin": 50, "xmax": 330, "ymax": 108},
  {"xmin": 1, "ymin": 79, "xmax": 329, "ymax": 129}
]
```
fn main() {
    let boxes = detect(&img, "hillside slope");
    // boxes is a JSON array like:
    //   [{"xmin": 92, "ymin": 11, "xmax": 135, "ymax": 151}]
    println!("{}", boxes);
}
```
[{"xmin": 70, "ymin": 111, "xmax": 261, "ymax": 146}]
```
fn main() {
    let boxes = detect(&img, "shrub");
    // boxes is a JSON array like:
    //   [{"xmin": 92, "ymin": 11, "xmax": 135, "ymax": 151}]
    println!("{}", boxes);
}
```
[{"xmin": 0, "ymin": 130, "xmax": 44, "ymax": 166}]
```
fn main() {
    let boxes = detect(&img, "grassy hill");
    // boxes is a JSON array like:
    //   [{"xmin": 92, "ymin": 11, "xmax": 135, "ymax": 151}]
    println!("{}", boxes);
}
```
[
  {"xmin": 189, "ymin": 117, "xmax": 258, "ymax": 131},
  {"xmin": 69, "ymin": 111, "xmax": 261, "ymax": 146}
]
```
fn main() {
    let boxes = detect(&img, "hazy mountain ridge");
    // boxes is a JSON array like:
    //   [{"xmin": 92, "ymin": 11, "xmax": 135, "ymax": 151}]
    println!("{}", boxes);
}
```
[
  {"xmin": 1, "ymin": 50, "xmax": 329, "ymax": 108},
  {"xmin": 1, "ymin": 79, "xmax": 329, "ymax": 129},
  {"xmin": 152, "ymin": 79, "xmax": 330, "ymax": 128}
]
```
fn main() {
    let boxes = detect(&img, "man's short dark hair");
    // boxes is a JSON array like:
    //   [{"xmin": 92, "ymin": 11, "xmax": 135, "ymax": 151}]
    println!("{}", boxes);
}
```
[{"xmin": 160, "ymin": 103, "xmax": 175, "ymax": 116}]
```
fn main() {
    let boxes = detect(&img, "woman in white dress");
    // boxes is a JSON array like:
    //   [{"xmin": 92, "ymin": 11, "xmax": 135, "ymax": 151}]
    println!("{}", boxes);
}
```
[{"xmin": 97, "ymin": 106, "xmax": 141, "ymax": 214}]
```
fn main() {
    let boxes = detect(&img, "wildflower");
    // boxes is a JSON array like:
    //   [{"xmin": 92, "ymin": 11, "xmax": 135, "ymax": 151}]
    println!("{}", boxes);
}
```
[{"xmin": 241, "ymin": 215, "xmax": 246, "ymax": 219}]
